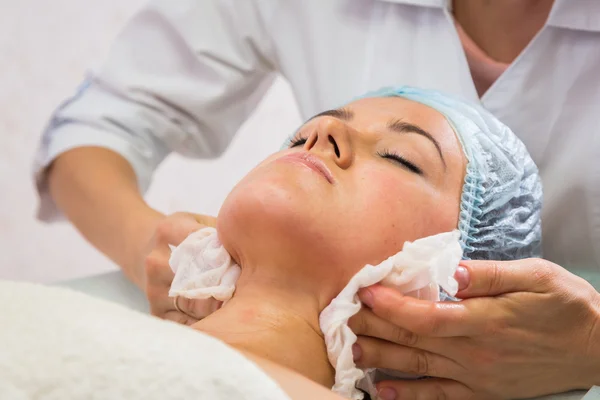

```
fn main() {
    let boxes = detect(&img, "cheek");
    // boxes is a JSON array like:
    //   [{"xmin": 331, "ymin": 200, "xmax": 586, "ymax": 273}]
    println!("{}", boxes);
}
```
[{"xmin": 344, "ymin": 166, "xmax": 458, "ymax": 264}]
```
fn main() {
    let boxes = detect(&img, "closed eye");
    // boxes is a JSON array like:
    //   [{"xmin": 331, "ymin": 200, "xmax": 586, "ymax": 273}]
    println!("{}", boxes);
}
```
[
  {"xmin": 291, "ymin": 136, "xmax": 423, "ymax": 175},
  {"xmin": 289, "ymin": 136, "xmax": 307, "ymax": 148},
  {"xmin": 377, "ymin": 150, "xmax": 423, "ymax": 175}
]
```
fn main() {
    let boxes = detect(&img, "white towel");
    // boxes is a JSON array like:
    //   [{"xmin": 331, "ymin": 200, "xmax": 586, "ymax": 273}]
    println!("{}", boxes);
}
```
[
  {"xmin": 169, "ymin": 228, "xmax": 462, "ymax": 399},
  {"xmin": 0, "ymin": 281, "xmax": 290, "ymax": 400}
]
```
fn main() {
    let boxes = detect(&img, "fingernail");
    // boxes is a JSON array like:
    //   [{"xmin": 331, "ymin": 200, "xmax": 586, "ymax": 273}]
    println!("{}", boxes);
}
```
[
  {"xmin": 455, "ymin": 265, "xmax": 470, "ymax": 291},
  {"xmin": 352, "ymin": 343, "xmax": 362, "ymax": 362},
  {"xmin": 378, "ymin": 387, "xmax": 397, "ymax": 400},
  {"xmin": 359, "ymin": 288, "xmax": 374, "ymax": 308}
]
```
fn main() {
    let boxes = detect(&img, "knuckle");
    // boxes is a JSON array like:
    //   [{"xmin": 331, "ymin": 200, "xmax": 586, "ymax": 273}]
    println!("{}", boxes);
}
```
[
  {"xmin": 375, "ymin": 302, "xmax": 392, "ymax": 322},
  {"xmin": 144, "ymin": 254, "xmax": 161, "ymax": 275},
  {"xmin": 143, "ymin": 260, "xmax": 155, "ymax": 278},
  {"xmin": 392, "ymin": 326, "xmax": 418, "ymax": 346},
  {"xmin": 481, "ymin": 321, "xmax": 498, "ymax": 337},
  {"xmin": 471, "ymin": 348, "xmax": 498, "ymax": 371},
  {"xmin": 485, "ymin": 262, "xmax": 504, "ymax": 294},
  {"xmin": 353, "ymin": 312, "xmax": 369, "ymax": 336},
  {"xmin": 154, "ymin": 219, "xmax": 172, "ymax": 239},
  {"xmin": 482, "ymin": 315, "xmax": 509, "ymax": 336},
  {"xmin": 426, "ymin": 319, "xmax": 443, "ymax": 337},
  {"xmin": 409, "ymin": 349, "xmax": 430, "ymax": 375},
  {"xmin": 419, "ymin": 305, "xmax": 444, "ymax": 336},
  {"xmin": 530, "ymin": 258, "xmax": 556, "ymax": 288}
]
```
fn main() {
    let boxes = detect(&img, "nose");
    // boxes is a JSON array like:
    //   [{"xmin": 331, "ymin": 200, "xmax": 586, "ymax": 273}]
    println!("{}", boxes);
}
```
[{"xmin": 303, "ymin": 117, "xmax": 353, "ymax": 169}]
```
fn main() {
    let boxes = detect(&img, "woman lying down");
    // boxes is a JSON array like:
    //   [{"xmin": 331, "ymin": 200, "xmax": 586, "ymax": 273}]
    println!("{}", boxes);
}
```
[{"xmin": 0, "ymin": 87, "xmax": 541, "ymax": 400}]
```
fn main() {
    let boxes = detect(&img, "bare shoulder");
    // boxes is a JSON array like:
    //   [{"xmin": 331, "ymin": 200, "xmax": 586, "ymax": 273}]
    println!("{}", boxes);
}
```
[{"xmin": 240, "ymin": 350, "xmax": 345, "ymax": 400}]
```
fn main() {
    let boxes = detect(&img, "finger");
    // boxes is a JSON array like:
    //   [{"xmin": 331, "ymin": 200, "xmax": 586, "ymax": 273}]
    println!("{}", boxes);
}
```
[
  {"xmin": 156, "ymin": 215, "xmax": 203, "ymax": 246},
  {"xmin": 350, "ymin": 308, "xmax": 431, "ymax": 351},
  {"xmin": 163, "ymin": 309, "xmax": 199, "ymax": 326},
  {"xmin": 145, "ymin": 249, "xmax": 176, "ymax": 318},
  {"xmin": 350, "ymin": 308, "xmax": 470, "ymax": 362},
  {"xmin": 144, "ymin": 249, "xmax": 175, "ymax": 287},
  {"xmin": 147, "ymin": 271, "xmax": 219, "ymax": 321},
  {"xmin": 377, "ymin": 378, "xmax": 474, "ymax": 400},
  {"xmin": 146, "ymin": 280, "xmax": 174, "ymax": 318},
  {"xmin": 177, "ymin": 296, "xmax": 221, "ymax": 320},
  {"xmin": 147, "ymin": 267, "xmax": 221, "ymax": 321},
  {"xmin": 354, "ymin": 336, "xmax": 463, "ymax": 380},
  {"xmin": 457, "ymin": 258, "xmax": 558, "ymax": 298},
  {"xmin": 151, "ymin": 293, "xmax": 209, "ymax": 324},
  {"xmin": 360, "ymin": 285, "xmax": 480, "ymax": 337},
  {"xmin": 187, "ymin": 213, "xmax": 217, "ymax": 228}
]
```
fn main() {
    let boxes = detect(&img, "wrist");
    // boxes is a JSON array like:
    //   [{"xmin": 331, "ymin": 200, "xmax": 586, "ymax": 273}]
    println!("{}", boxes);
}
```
[
  {"xmin": 590, "ymin": 295, "xmax": 600, "ymax": 386},
  {"xmin": 581, "ymin": 292, "xmax": 600, "ymax": 388},
  {"xmin": 122, "ymin": 205, "xmax": 164, "ymax": 287}
]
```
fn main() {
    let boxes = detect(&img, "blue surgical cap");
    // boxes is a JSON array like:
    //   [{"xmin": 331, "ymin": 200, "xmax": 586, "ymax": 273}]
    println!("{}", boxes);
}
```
[{"xmin": 354, "ymin": 86, "xmax": 543, "ymax": 260}]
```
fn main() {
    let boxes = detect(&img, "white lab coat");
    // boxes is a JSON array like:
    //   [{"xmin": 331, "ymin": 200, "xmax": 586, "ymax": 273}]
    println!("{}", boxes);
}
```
[{"xmin": 35, "ymin": 0, "xmax": 600, "ymax": 272}]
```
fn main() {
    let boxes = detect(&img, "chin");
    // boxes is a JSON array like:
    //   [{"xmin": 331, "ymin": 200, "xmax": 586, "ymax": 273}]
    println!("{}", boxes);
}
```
[
  {"xmin": 215, "ymin": 165, "xmax": 387, "ymax": 290},
  {"xmin": 216, "ymin": 177, "xmax": 357, "ymax": 299},
  {"xmin": 217, "ymin": 170, "xmax": 328, "ymax": 264}
]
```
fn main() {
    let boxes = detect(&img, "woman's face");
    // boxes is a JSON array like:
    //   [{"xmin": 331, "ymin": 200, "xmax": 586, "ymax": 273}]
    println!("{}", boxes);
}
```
[{"xmin": 218, "ymin": 97, "xmax": 467, "ymax": 294}]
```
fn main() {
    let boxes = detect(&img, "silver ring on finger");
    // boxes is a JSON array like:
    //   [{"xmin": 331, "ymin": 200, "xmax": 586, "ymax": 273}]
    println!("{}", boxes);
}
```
[{"xmin": 173, "ymin": 295, "xmax": 196, "ymax": 319}]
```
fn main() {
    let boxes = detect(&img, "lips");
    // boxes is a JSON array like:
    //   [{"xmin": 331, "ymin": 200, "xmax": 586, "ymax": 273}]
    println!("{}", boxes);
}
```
[{"xmin": 276, "ymin": 152, "xmax": 335, "ymax": 184}]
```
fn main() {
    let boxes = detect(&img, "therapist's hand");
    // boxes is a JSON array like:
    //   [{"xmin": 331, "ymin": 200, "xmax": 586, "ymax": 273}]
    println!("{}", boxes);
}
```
[
  {"xmin": 349, "ymin": 259, "xmax": 600, "ymax": 400},
  {"xmin": 144, "ymin": 212, "xmax": 217, "ymax": 325}
]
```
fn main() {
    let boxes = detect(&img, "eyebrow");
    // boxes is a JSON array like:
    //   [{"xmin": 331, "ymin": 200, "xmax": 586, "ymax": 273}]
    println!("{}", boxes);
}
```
[
  {"xmin": 307, "ymin": 108, "xmax": 354, "ymax": 122},
  {"xmin": 387, "ymin": 119, "xmax": 447, "ymax": 169}
]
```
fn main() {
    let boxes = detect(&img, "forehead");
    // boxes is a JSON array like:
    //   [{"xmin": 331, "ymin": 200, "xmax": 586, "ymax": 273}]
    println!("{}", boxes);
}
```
[{"xmin": 345, "ymin": 96, "xmax": 460, "ymax": 150}]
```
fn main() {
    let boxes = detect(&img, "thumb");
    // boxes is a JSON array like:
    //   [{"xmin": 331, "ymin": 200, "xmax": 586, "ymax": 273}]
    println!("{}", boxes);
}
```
[
  {"xmin": 455, "ymin": 258, "xmax": 555, "ymax": 298},
  {"xmin": 160, "ymin": 213, "xmax": 208, "ymax": 246},
  {"xmin": 191, "ymin": 213, "xmax": 217, "ymax": 228}
]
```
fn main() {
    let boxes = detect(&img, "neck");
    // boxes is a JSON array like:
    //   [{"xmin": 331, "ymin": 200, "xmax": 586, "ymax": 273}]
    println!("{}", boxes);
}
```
[
  {"xmin": 453, "ymin": 0, "xmax": 554, "ymax": 63},
  {"xmin": 191, "ymin": 280, "xmax": 335, "ymax": 387}
]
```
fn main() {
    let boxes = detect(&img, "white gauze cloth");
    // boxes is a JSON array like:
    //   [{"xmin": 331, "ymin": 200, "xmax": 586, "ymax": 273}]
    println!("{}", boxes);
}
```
[
  {"xmin": 319, "ymin": 230, "xmax": 463, "ymax": 400},
  {"xmin": 169, "ymin": 228, "xmax": 463, "ymax": 400},
  {"xmin": 169, "ymin": 227, "xmax": 241, "ymax": 305}
]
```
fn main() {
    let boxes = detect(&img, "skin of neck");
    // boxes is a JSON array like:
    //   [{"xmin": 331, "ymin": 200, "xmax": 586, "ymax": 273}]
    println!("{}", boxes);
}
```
[
  {"xmin": 453, "ymin": 0, "xmax": 555, "ymax": 63},
  {"xmin": 191, "ymin": 255, "xmax": 336, "ymax": 388}
]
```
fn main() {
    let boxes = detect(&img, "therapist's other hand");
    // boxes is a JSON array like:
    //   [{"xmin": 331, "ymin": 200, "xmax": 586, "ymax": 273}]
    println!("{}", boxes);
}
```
[
  {"xmin": 349, "ymin": 258, "xmax": 600, "ymax": 400},
  {"xmin": 144, "ymin": 212, "xmax": 217, "ymax": 325}
]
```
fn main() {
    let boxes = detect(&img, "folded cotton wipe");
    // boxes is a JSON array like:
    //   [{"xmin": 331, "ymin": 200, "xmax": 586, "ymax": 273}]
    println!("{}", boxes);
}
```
[
  {"xmin": 169, "ymin": 227, "xmax": 241, "ymax": 302},
  {"xmin": 169, "ymin": 228, "xmax": 463, "ymax": 400},
  {"xmin": 320, "ymin": 230, "xmax": 462, "ymax": 400}
]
